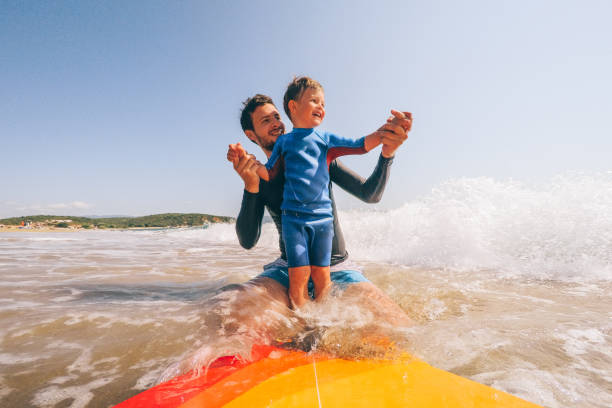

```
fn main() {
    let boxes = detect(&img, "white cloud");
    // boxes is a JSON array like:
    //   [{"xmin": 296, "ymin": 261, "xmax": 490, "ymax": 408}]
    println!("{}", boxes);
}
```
[{"xmin": 15, "ymin": 201, "xmax": 93, "ymax": 213}]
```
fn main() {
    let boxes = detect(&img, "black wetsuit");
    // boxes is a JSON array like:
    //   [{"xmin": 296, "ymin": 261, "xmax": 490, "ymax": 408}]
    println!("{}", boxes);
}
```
[{"xmin": 236, "ymin": 154, "xmax": 394, "ymax": 266}]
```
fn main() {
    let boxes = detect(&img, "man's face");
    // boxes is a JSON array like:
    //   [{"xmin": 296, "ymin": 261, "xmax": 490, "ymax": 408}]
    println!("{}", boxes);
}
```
[{"xmin": 246, "ymin": 103, "xmax": 285, "ymax": 152}]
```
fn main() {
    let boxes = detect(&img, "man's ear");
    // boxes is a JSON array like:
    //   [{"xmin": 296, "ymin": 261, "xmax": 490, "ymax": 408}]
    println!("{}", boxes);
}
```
[{"xmin": 244, "ymin": 129, "xmax": 258, "ymax": 145}]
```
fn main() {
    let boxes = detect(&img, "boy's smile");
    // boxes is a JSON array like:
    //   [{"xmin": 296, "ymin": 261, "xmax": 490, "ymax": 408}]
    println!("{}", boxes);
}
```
[{"xmin": 289, "ymin": 88, "xmax": 326, "ymax": 129}]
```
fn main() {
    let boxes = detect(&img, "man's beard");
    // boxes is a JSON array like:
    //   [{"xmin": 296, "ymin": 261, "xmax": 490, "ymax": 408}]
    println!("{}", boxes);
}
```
[
  {"xmin": 255, "ymin": 132, "xmax": 279, "ymax": 151},
  {"xmin": 259, "ymin": 139, "xmax": 275, "ymax": 151}
]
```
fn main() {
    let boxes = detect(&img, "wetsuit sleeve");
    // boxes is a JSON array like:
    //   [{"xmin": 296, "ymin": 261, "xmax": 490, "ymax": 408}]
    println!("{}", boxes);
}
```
[
  {"xmin": 235, "ymin": 188, "xmax": 265, "ymax": 249},
  {"xmin": 325, "ymin": 132, "xmax": 368, "ymax": 166},
  {"xmin": 329, "ymin": 153, "xmax": 394, "ymax": 203},
  {"xmin": 265, "ymin": 136, "xmax": 284, "ymax": 180}
]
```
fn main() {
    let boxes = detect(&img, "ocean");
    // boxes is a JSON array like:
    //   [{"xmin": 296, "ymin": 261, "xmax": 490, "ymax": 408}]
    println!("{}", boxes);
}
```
[{"xmin": 1, "ymin": 174, "xmax": 611, "ymax": 407}]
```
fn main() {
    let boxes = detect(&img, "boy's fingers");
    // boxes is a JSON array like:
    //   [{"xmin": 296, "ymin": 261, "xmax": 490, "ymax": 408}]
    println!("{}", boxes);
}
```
[
  {"xmin": 390, "ymin": 110, "xmax": 413, "ymax": 125},
  {"xmin": 382, "ymin": 123, "xmax": 408, "ymax": 138},
  {"xmin": 237, "ymin": 154, "xmax": 258, "ymax": 173},
  {"xmin": 390, "ymin": 110, "xmax": 412, "ymax": 120}
]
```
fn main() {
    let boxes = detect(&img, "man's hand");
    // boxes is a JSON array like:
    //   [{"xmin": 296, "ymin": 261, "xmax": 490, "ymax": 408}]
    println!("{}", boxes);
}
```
[
  {"xmin": 227, "ymin": 143, "xmax": 261, "ymax": 193},
  {"xmin": 378, "ymin": 110, "xmax": 412, "ymax": 158}
]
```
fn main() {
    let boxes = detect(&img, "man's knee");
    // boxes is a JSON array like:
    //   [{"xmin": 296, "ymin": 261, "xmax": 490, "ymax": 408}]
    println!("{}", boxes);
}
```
[{"xmin": 217, "ymin": 283, "xmax": 248, "ymax": 293}]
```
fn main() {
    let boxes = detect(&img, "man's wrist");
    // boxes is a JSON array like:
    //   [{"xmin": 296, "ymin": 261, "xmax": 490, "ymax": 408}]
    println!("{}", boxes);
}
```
[
  {"xmin": 379, "ymin": 150, "xmax": 396, "ymax": 162},
  {"xmin": 244, "ymin": 181, "xmax": 259, "ymax": 194},
  {"xmin": 381, "ymin": 148, "xmax": 396, "ymax": 159}
]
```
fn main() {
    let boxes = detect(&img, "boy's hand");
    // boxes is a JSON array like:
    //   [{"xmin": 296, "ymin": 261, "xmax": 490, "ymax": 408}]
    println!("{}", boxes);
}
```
[
  {"xmin": 227, "ymin": 142, "xmax": 248, "ymax": 164},
  {"xmin": 387, "ymin": 110, "xmax": 412, "ymax": 132},
  {"xmin": 379, "ymin": 110, "xmax": 412, "ymax": 158},
  {"xmin": 227, "ymin": 143, "xmax": 261, "ymax": 193}
]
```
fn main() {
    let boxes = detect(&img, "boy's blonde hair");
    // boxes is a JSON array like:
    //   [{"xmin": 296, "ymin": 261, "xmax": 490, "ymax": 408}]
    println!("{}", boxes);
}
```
[{"xmin": 283, "ymin": 76, "xmax": 324, "ymax": 120}]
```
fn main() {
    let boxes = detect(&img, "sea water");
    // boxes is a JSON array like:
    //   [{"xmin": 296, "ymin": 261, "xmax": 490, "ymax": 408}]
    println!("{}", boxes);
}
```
[{"xmin": 1, "ymin": 173, "xmax": 611, "ymax": 407}]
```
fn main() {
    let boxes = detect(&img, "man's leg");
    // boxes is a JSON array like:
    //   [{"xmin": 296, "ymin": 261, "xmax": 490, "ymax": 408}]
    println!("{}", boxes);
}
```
[
  {"xmin": 167, "ymin": 277, "xmax": 297, "ymax": 378},
  {"xmin": 340, "ymin": 281, "xmax": 412, "ymax": 327},
  {"xmin": 205, "ymin": 276, "xmax": 294, "ymax": 341}
]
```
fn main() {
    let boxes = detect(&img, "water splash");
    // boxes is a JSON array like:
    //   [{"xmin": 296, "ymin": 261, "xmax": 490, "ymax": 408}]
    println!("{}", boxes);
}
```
[{"xmin": 341, "ymin": 173, "xmax": 612, "ymax": 281}]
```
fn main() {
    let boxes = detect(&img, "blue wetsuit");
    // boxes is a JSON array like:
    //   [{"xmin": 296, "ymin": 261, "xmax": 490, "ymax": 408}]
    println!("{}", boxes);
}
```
[{"xmin": 265, "ymin": 128, "xmax": 367, "ymax": 268}]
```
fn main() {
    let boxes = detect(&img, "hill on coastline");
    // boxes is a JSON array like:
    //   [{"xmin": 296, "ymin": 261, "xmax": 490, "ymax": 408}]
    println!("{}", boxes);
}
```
[{"xmin": 0, "ymin": 213, "xmax": 233, "ymax": 229}]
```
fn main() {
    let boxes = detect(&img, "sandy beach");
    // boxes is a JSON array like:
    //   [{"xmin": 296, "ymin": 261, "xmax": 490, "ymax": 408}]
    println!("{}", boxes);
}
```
[{"xmin": 0, "ymin": 225, "xmax": 81, "ymax": 232}]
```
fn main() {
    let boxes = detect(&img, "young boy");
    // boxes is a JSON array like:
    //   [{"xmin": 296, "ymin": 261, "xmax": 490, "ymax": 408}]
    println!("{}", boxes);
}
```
[{"xmin": 231, "ymin": 77, "xmax": 384, "ymax": 308}]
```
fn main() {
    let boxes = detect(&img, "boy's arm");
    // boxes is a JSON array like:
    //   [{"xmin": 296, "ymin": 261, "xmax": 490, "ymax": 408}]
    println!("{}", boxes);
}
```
[
  {"xmin": 327, "ymin": 113, "xmax": 410, "ymax": 202},
  {"xmin": 262, "ymin": 137, "xmax": 285, "ymax": 181},
  {"xmin": 325, "ymin": 127, "xmax": 390, "ymax": 164},
  {"xmin": 330, "ymin": 154, "xmax": 394, "ymax": 203},
  {"xmin": 256, "ymin": 165, "xmax": 269, "ymax": 181},
  {"xmin": 363, "ymin": 132, "xmax": 383, "ymax": 152}
]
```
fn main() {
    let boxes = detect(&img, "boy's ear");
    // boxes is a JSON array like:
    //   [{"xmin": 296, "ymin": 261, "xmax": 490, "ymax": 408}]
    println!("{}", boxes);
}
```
[
  {"xmin": 288, "ymin": 99, "xmax": 297, "ymax": 117},
  {"xmin": 244, "ymin": 129, "xmax": 258, "ymax": 144}
]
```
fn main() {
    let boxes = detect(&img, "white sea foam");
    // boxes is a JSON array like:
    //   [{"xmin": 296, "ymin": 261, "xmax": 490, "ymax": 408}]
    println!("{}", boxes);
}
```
[
  {"xmin": 0, "ymin": 353, "xmax": 46, "ymax": 365},
  {"xmin": 473, "ymin": 369, "xmax": 578, "ymax": 408},
  {"xmin": 339, "ymin": 173, "xmax": 612, "ymax": 281},
  {"xmin": 162, "ymin": 221, "xmax": 279, "ymax": 248},
  {"xmin": 556, "ymin": 328, "xmax": 608, "ymax": 357},
  {"xmin": 32, "ymin": 378, "xmax": 115, "ymax": 408},
  {"xmin": 0, "ymin": 300, "xmax": 44, "ymax": 311}
]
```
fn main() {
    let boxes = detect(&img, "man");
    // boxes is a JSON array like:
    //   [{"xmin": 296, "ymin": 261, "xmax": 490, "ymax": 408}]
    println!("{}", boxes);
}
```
[{"xmin": 220, "ymin": 94, "xmax": 413, "ymax": 331}]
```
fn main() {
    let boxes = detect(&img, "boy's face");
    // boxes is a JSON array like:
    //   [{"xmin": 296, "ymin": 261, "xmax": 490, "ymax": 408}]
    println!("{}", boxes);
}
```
[
  {"xmin": 289, "ymin": 87, "xmax": 325, "ymax": 128},
  {"xmin": 246, "ymin": 103, "xmax": 285, "ymax": 151}
]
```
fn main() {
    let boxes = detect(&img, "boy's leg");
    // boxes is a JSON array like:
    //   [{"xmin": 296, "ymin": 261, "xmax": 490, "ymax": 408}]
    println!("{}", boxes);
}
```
[
  {"xmin": 282, "ymin": 212, "xmax": 312, "ymax": 309},
  {"xmin": 308, "ymin": 216, "xmax": 334, "ymax": 301},
  {"xmin": 288, "ymin": 266, "xmax": 311, "ymax": 308},
  {"xmin": 310, "ymin": 265, "xmax": 331, "ymax": 301}
]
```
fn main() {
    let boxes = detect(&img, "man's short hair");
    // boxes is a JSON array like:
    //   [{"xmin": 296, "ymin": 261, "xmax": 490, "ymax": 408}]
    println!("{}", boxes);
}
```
[
  {"xmin": 283, "ymin": 76, "xmax": 324, "ymax": 120},
  {"xmin": 240, "ymin": 94, "xmax": 275, "ymax": 132}
]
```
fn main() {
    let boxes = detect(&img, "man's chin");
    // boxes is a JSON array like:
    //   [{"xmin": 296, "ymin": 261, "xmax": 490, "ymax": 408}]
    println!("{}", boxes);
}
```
[{"xmin": 261, "ymin": 141, "xmax": 276, "ymax": 151}]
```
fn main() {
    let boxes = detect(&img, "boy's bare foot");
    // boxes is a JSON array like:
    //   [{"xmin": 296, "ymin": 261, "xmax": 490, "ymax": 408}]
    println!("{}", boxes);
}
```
[
  {"xmin": 314, "ymin": 282, "xmax": 332, "ymax": 302},
  {"xmin": 289, "ymin": 292, "xmax": 309, "ymax": 309}
]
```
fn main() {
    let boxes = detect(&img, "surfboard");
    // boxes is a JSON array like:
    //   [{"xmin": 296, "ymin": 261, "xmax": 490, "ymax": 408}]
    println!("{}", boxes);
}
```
[{"xmin": 114, "ymin": 344, "xmax": 542, "ymax": 407}]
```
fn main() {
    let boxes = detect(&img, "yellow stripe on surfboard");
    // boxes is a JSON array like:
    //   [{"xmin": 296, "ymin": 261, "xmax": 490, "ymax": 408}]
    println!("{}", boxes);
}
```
[{"xmin": 223, "ymin": 357, "xmax": 541, "ymax": 408}]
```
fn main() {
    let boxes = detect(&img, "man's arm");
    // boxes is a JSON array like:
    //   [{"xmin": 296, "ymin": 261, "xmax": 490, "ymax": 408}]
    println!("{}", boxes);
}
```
[
  {"xmin": 329, "ymin": 113, "xmax": 410, "ymax": 202},
  {"xmin": 330, "ymin": 154, "xmax": 394, "ymax": 203},
  {"xmin": 227, "ymin": 144, "xmax": 265, "ymax": 248},
  {"xmin": 235, "ymin": 188, "xmax": 265, "ymax": 249}
]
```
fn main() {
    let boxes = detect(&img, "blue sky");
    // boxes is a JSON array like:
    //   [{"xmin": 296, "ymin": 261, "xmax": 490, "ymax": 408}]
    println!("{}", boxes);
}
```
[{"xmin": 1, "ymin": 0, "xmax": 611, "ymax": 218}]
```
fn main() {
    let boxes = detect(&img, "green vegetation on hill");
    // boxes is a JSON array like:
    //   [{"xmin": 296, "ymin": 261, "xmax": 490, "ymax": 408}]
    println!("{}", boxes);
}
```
[{"xmin": 0, "ymin": 213, "xmax": 233, "ymax": 229}]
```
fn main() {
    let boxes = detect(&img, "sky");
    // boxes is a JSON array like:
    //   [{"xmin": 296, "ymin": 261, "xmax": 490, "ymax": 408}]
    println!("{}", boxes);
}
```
[{"xmin": 1, "ymin": 0, "xmax": 611, "ymax": 219}]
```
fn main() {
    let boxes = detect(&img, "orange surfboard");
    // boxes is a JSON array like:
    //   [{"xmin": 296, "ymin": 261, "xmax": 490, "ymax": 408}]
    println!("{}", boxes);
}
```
[{"xmin": 115, "ymin": 345, "xmax": 542, "ymax": 407}]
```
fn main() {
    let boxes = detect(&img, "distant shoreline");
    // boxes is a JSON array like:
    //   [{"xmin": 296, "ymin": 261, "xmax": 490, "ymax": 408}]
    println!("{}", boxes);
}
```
[
  {"xmin": 0, "ymin": 225, "xmax": 205, "ymax": 233},
  {"xmin": 0, "ymin": 213, "xmax": 234, "ymax": 232}
]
